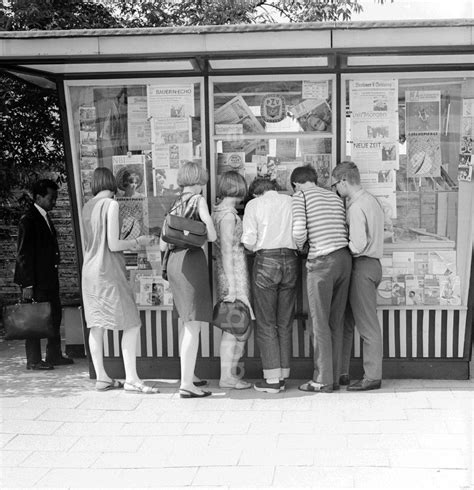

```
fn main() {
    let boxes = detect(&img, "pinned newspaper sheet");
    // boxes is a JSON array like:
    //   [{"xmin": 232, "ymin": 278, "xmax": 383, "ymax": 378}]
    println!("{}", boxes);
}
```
[
  {"xmin": 127, "ymin": 96, "xmax": 151, "ymax": 151},
  {"xmin": 405, "ymin": 90, "xmax": 441, "ymax": 178},
  {"xmin": 147, "ymin": 84, "xmax": 195, "ymax": 181},
  {"xmin": 214, "ymin": 95, "xmax": 264, "ymax": 134},
  {"xmin": 350, "ymin": 80, "xmax": 399, "ymax": 173},
  {"xmin": 147, "ymin": 84, "xmax": 194, "ymax": 119},
  {"xmin": 360, "ymin": 171, "xmax": 397, "ymax": 219}
]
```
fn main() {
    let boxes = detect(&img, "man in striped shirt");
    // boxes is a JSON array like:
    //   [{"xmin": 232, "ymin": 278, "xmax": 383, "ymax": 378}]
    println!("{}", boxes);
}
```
[
  {"xmin": 333, "ymin": 161, "xmax": 384, "ymax": 391},
  {"xmin": 291, "ymin": 165, "xmax": 351, "ymax": 393}
]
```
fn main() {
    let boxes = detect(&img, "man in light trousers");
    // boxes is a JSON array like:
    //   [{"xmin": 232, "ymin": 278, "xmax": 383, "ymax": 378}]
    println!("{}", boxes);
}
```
[{"xmin": 333, "ymin": 161, "xmax": 385, "ymax": 391}]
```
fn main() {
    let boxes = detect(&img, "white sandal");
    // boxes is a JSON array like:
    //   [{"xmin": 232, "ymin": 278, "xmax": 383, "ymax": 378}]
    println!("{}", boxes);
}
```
[
  {"xmin": 124, "ymin": 381, "xmax": 160, "ymax": 394},
  {"xmin": 219, "ymin": 378, "xmax": 252, "ymax": 390}
]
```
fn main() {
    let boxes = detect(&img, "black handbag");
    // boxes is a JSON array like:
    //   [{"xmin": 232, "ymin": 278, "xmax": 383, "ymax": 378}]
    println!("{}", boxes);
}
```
[
  {"xmin": 162, "ymin": 194, "xmax": 207, "ymax": 249},
  {"xmin": 162, "ymin": 213, "xmax": 207, "ymax": 249},
  {"xmin": 212, "ymin": 299, "xmax": 252, "ymax": 342},
  {"xmin": 3, "ymin": 300, "xmax": 55, "ymax": 340}
]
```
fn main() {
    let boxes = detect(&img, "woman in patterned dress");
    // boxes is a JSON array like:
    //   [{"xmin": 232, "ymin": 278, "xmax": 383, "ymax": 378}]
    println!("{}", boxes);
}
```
[{"xmin": 212, "ymin": 172, "xmax": 254, "ymax": 389}]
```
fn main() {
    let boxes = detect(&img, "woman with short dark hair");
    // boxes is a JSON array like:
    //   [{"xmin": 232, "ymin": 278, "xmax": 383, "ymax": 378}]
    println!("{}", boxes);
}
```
[
  {"xmin": 212, "ymin": 171, "xmax": 254, "ymax": 390},
  {"xmin": 82, "ymin": 167, "xmax": 156, "ymax": 393}
]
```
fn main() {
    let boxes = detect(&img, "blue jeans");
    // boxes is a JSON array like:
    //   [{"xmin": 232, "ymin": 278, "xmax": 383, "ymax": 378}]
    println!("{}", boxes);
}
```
[
  {"xmin": 252, "ymin": 249, "xmax": 298, "ymax": 379},
  {"xmin": 306, "ymin": 247, "xmax": 351, "ymax": 386}
]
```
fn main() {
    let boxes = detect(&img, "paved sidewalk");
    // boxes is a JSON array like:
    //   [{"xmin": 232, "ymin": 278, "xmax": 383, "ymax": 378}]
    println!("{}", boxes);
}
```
[{"xmin": 1, "ymin": 338, "xmax": 473, "ymax": 489}]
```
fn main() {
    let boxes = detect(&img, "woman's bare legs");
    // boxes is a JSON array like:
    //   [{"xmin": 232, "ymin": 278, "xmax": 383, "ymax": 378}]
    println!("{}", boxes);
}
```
[
  {"xmin": 88, "ymin": 327, "xmax": 110, "ymax": 382},
  {"xmin": 219, "ymin": 333, "xmax": 250, "ymax": 388},
  {"xmin": 232, "ymin": 339, "xmax": 246, "ymax": 379},
  {"xmin": 180, "ymin": 321, "xmax": 205, "ymax": 393},
  {"xmin": 122, "ymin": 326, "xmax": 141, "ymax": 385},
  {"xmin": 219, "ymin": 331, "xmax": 236, "ymax": 383}
]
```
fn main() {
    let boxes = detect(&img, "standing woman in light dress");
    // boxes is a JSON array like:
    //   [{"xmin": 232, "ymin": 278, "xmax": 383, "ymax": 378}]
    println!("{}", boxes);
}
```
[
  {"xmin": 82, "ymin": 167, "xmax": 157, "ymax": 393},
  {"xmin": 160, "ymin": 161, "xmax": 217, "ymax": 398},
  {"xmin": 212, "ymin": 172, "xmax": 254, "ymax": 389}
]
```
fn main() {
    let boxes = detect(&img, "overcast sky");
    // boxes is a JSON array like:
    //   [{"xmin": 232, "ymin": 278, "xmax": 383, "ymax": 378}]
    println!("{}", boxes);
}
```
[{"xmin": 352, "ymin": 0, "xmax": 474, "ymax": 20}]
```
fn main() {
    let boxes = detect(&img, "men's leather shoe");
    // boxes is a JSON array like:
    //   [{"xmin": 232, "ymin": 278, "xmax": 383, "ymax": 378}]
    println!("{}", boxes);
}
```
[
  {"xmin": 46, "ymin": 356, "xmax": 74, "ymax": 366},
  {"xmin": 26, "ymin": 361, "xmax": 54, "ymax": 371},
  {"xmin": 339, "ymin": 374, "xmax": 350, "ymax": 386},
  {"xmin": 347, "ymin": 378, "xmax": 381, "ymax": 391}
]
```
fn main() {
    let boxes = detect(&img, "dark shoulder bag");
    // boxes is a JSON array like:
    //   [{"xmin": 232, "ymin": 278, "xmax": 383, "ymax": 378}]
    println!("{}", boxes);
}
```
[{"xmin": 162, "ymin": 193, "xmax": 207, "ymax": 250}]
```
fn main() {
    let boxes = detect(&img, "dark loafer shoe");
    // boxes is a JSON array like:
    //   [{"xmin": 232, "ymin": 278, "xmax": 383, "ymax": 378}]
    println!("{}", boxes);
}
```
[
  {"xmin": 46, "ymin": 356, "xmax": 74, "ymax": 366},
  {"xmin": 347, "ymin": 378, "xmax": 381, "ymax": 391},
  {"xmin": 26, "ymin": 361, "xmax": 54, "ymax": 371}
]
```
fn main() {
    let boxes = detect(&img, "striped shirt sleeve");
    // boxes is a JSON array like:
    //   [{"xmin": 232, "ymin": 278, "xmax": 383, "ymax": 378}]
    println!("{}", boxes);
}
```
[{"xmin": 292, "ymin": 192, "xmax": 308, "ymax": 250}]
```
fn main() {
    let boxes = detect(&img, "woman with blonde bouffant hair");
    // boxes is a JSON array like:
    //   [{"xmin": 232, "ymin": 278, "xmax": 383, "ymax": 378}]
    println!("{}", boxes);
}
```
[{"xmin": 160, "ymin": 161, "xmax": 217, "ymax": 398}]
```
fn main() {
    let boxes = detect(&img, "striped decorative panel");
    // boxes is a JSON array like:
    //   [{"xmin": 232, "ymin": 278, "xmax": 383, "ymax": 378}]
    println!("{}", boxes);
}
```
[{"xmin": 103, "ymin": 308, "xmax": 468, "ymax": 360}]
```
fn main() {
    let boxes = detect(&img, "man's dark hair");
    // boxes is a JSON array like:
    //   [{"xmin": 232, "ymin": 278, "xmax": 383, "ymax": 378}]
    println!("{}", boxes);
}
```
[
  {"xmin": 31, "ymin": 179, "xmax": 59, "ymax": 200},
  {"xmin": 290, "ymin": 165, "xmax": 318, "ymax": 186},
  {"xmin": 250, "ymin": 177, "xmax": 277, "ymax": 196}
]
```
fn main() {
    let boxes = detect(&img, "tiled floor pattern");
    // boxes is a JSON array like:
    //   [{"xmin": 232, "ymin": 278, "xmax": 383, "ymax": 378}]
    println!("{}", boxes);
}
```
[{"xmin": 1, "ymin": 340, "xmax": 473, "ymax": 489}]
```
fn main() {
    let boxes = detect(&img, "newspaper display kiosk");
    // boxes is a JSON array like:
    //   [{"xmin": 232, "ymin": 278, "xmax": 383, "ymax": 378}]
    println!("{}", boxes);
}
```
[{"xmin": 1, "ymin": 20, "xmax": 473, "ymax": 378}]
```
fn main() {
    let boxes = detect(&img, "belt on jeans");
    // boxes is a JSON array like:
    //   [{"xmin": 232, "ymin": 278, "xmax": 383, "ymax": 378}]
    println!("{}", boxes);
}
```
[
  {"xmin": 307, "ymin": 246, "xmax": 349, "ymax": 262},
  {"xmin": 256, "ymin": 248, "xmax": 297, "ymax": 255}
]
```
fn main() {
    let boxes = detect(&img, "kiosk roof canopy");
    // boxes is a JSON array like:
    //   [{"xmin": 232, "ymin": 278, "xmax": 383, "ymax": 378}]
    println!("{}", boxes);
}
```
[{"xmin": 1, "ymin": 19, "xmax": 474, "ymax": 79}]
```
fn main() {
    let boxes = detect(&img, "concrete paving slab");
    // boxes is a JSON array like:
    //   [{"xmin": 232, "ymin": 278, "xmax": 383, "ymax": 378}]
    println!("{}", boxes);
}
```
[
  {"xmin": 1, "ymin": 338, "xmax": 473, "ymax": 489},
  {"xmin": 4, "ymin": 434, "xmax": 79, "ymax": 452},
  {"xmin": 0, "ymin": 419, "xmax": 63, "ymax": 435},
  {"xmin": 69, "ymin": 435, "xmax": 144, "ymax": 453},
  {"xmin": 193, "ymin": 465, "xmax": 275, "ymax": 487},
  {"xmin": 21, "ymin": 450, "xmax": 99, "ymax": 468}
]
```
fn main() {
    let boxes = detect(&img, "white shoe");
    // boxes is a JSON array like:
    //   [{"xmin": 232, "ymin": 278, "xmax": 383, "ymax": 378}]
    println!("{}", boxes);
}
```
[{"xmin": 219, "ymin": 378, "xmax": 252, "ymax": 390}]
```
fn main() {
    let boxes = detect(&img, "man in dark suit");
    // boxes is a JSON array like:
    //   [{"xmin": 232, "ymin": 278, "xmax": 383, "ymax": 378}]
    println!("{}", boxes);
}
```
[{"xmin": 14, "ymin": 179, "xmax": 74, "ymax": 370}]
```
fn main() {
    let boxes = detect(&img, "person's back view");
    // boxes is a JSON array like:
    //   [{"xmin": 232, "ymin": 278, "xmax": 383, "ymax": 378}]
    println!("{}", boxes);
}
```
[
  {"xmin": 291, "ymin": 165, "xmax": 351, "ymax": 394},
  {"xmin": 242, "ymin": 178, "xmax": 298, "ymax": 394},
  {"xmin": 82, "ymin": 197, "xmax": 139, "ymax": 331},
  {"xmin": 81, "ymin": 167, "xmax": 156, "ymax": 393}
]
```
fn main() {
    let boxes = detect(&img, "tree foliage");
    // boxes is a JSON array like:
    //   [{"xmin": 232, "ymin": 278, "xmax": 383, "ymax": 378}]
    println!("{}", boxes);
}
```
[
  {"xmin": 0, "ymin": 72, "xmax": 65, "ymax": 212},
  {"xmin": 0, "ymin": 0, "xmax": 122, "ymax": 30},
  {"xmin": 1, "ymin": 0, "xmax": 392, "ymax": 30},
  {"xmin": 0, "ymin": 0, "xmax": 392, "ymax": 208}
]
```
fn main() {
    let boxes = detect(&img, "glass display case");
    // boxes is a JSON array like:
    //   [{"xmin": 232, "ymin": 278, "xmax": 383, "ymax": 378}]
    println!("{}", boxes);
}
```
[
  {"xmin": 65, "ymin": 78, "xmax": 205, "ymax": 310},
  {"xmin": 210, "ymin": 75, "xmax": 336, "ymax": 201},
  {"xmin": 342, "ymin": 73, "xmax": 473, "ymax": 310}
]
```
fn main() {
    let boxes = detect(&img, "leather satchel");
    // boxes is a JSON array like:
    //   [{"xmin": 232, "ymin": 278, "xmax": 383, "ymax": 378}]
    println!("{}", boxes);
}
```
[
  {"xmin": 3, "ymin": 300, "xmax": 55, "ymax": 340},
  {"xmin": 162, "ymin": 213, "xmax": 207, "ymax": 249},
  {"xmin": 212, "ymin": 299, "xmax": 252, "ymax": 342},
  {"xmin": 162, "ymin": 195, "xmax": 207, "ymax": 249}
]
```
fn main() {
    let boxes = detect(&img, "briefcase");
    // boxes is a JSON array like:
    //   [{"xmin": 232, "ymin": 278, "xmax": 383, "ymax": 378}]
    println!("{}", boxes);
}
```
[{"xmin": 3, "ymin": 301, "xmax": 55, "ymax": 340}]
